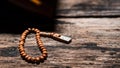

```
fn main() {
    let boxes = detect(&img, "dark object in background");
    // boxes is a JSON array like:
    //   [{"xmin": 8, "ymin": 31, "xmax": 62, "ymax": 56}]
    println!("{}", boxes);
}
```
[
  {"xmin": 0, "ymin": 0, "xmax": 58, "ymax": 34},
  {"xmin": 8, "ymin": 0, "xmax": 58, "ymax": 18}
]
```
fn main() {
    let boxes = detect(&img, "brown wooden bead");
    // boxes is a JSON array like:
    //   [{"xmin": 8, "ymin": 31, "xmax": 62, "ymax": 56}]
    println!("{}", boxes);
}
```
[
  {"xmin": 38, "ymin": 42, "xmax": 43, "ymax": 46},
  {"xmin": 42, "ymin": 54, "xmax": 47, "ymax": 57},
  {"xmin": 19, "ymin": 48, "xmax": 24, "ymax": 52},
  {"xmin": 35, "ymin": 28, "xmax": 39, "ymax": 31},
  {"xmin": 25, "ymin": 30, "xmax": 29, "ymax": 33},
  {"xmin": 43, "ymin": 51, "xmax": 47, "ymax": 54},
  {"xmin": 22, "ymin": 53, "xmax": 27, "ymax": 57},
  {"xmin": 22, "ymin": 33, "xmax": 26, "ymax": 37},
  {"xmin": 19, "ymin": 47, "xmax": 23, "ymax": 50},
  {"xmin": 25, "ymin": 55, "xmax": 29, "ymax": 59},
  {"xmin": 40, "ymin": 46, "xmax": 45, "ymax": 49},
  {"xmin": 35, "ymin": 57, "xmax": 40, "ymax": 61},
  {"xmin": 37, "ymin": 40, "xmax": 42, "ymax": 43},
  {"xmin": 23, "ymin": 32, "xmax": 27, "ymax": 35},
  {"xmin": 50, "ymin": 33, "xmax": 54, "ymax": 36},
  {"xmin": 32, "ymin": 28, "xmax": 35, "ymax": 31},
  {"xmin": 36, "ymin": 35, "xmax": 40, "ymax": 38},
  {"xmin": 20, "ymin": 51, "xmax": 25, "ymax": 55},
  {"xmin": 36, "ymin": 33, "xmax": 40, "ymax": 35},
  {"xmin": 34, "ymin": 29, "xmax": 37, "ymax": 32},
  {"xmin": 39, "ymin": 44, "xmax": 43, "ymax": 47},
  {"xmin": 28, "ymin": 28, "xmax": 31, "ymax": 31},
  {"xmin": 18, "ymin": 45, "xmax": 22, "ymax": 48},
  {"xmin": 20, "ymin": 39, "xmax": 25, "ymax": 42},
  {"xmin": 31, "ymin": 57, "xmax": 36, "ymax": 62},
  {"xmin": 21, "ymin": 36, "xmax": 25, "ymax": 39},
  {"xmin": 19, "ymin": 41, "xmax": 24, "ymax": 45},
  {"xmin": 36, "ymin": 30, "xmax": 40, "ymax": 33},
  {"xmin": 19, "ymin": 45, "xmax": 23, "ymax": 48},
  {"xmin": 40, "ymin": 56, "xmax": 44, "ymax": 60},
  {"xmin": 42, "ymin": 48, "xmax": 47, "ymax": 51},
  {"xmin": 27, "ymin": 56, "xmax": 31, "ymax": 61}
]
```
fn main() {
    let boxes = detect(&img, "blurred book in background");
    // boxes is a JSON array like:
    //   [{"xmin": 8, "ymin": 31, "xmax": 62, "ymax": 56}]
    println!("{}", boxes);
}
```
[{"xmin": 0, "ymin": 0, "xmax": 58, "ymax": 33}]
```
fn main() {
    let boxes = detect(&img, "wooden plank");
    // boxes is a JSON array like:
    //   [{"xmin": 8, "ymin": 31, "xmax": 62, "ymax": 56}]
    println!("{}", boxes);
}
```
[
  {"xmin": 0, "ymin": 0, "xmax": 120, "ymax": 68},
  {"xmin": 0, "ymin": 18, "xmax": 120, "ymax": 68},
  {"xmin": 57, "ymin": 0, "xmax": 120, "ymax": 17}
]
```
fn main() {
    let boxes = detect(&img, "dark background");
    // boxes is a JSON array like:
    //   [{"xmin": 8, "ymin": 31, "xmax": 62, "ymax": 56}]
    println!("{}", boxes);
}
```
[{"xmin": 0, "ymin": 0, "xmax": 58, "ymax": 34}]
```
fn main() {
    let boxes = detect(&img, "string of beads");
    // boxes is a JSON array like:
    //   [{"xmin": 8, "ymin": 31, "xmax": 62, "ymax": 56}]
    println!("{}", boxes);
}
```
[
  {"xmin": 18, "ymin": 28, "xmax": 47, "ymax": 63},
  {"xmin": 18, "ymin": 28, "xmax": 72, "ymax": 63}
]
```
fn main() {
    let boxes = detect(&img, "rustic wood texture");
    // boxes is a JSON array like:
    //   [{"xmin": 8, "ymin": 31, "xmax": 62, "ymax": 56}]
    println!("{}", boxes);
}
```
[
  {"xmin": 0, "ymin": 0, "xmax": 120, "ymax": 68},
  {"xmin": 57, "ymin": 0, "xmax": 120, "ymax": 17},
  {"xmin": 0, "ymin": 18, "xmax": 120, "ymax": 68}
]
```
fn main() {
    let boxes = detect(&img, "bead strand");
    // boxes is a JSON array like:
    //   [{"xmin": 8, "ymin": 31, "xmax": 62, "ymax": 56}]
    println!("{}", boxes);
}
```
[
  {"xmin": 19, "ymin": 28, "xmax": 72, "ymax": 63},
  {"xmin": 18, "ymin": 28, "xmax": 47, "ymax": 63}
]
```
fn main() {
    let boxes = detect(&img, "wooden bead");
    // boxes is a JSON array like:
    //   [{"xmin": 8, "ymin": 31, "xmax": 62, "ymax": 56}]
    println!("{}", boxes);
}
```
[
  {"xmin": 50, "ymin": 33, "xmax": 54, "ymax": 36},
  {"xmin": 38, "ymin": 43, "xmax": 43, "ymax": 47},
  {"xmin": 31, "ymin": 57, "xmax": 36, "ymax": 62},
  {"xmin": 25, "ymin": 55, "xmax": 29, "ymax": 59},
  {"xmin": 25, "ymin": 30, "xmax": 29, "ymax": 33},
  {"xmin": 34, "ymin": 29, "xmax": 37, "ymax": 32},
  {"xmin": 22, "ymin": 53, "xmax": 27, "ymax": 57},
  {"xmin": 36, "ymin": 34, "xmax": 40, "ymax": 36},
  {"xmin": 37, "ymin": 39, "xmax": 42, "ymax": 43},
  {"xmin": 38, "ymin": 42, "xmax": 43, "ymax": 46},
  {"xmin": 35, "ymin": 28, "xmax": 39, "ymax": 31},
  {"xmin": 18, "ymin": 45, "xmax": 22, "ymax": 48},
  {"xmin": 40, "ymin": 56, "xmax": 44, "ymax": 60},
  {"xmin": 43, "ymin": 51, "xmax": 47, "ymax": 54},
  {"xmin": 42, "ymin": 54, "xmax": 47, "ymax": 57},
  {"xmin": 19, "ymin": 45, "xmax": 23, "ymax": 48},
  {"xmin": 23, "ymin": 32, "xmax": 27, "ymax": 35},
  {"xmin": 19, "ymin": 48, "xmax": 24, "ymax": 52},
  {"xmin": 19, "ymin": 41, "xmax": 24, "ymax": 45},
  {"xmin": 32, "ymin": 28, "xmax": 35, "ymax": 31},
  {"xmin": 36, "ymin": 31, "xmax": 40, "ymax": 33},
  {"xmin": 20, "ymin": 51, "xmax": 25, "ymax": 55},
  {"xmin": 36, "ymin": 35, "xmax": 40, "ymax": 38},
  {"xmin": 21, "ymin": 36, "xmax": 25, "ymax": 39},
  {"xmin": 36, "ymin": 32, "xmax": 40, "ymax": 35},
  {"xmin": 22, "ymin": 33, "xmax": 26, "ymax": 37},
  {"xmin": 27, "ymin": 56, "xmax": 31, "ymax": 61},
  {"xmin": 40, "ymin": 46, "xmax": 45, "ymax": 49},
  {"xmin": 42, "ymin": 48, "xmax": 47, "ymax": 51},
  {"xmin": 28, "ymin": 28, "xmax": 31, "ymax": 31},
  {"xmin": 35, "ymin": 57, "xmax": 40, "ymax": 61}
]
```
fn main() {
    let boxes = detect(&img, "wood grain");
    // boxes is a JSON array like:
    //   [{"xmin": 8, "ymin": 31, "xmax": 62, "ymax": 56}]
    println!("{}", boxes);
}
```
[
  {"xmin": 0, "ymin": 0, "xmax": 120, "ymax": 68},
  {"xmin": 57, "ymin": 0, "xmax": 120, "ymax": 17},
  {"xmin": 0, "ymin": 18, "xmax": 120, "ymax": 68}
]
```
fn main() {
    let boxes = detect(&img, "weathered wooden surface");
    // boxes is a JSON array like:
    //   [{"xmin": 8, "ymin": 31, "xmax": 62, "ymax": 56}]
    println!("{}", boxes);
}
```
[
  {"xmin": 1, "ymin": 0, "xmax": 120, "ymax": 68},
  {"xmin": 57, "ymin": 0, "xmax": 120, "ymax": 17},
  {"xmin": 0, "ymin": 18, "xmax": 120, "ymax": 68}
]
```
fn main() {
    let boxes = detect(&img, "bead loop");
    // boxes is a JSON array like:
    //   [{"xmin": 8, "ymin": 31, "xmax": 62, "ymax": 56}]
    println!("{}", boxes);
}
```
[
  {"xmin": 19, "ymin": 28, "xmax": 72, "ymax": 63},
  {"xmin": 18, "ymin": 28, "xmax": 47, "ymax": 63}
]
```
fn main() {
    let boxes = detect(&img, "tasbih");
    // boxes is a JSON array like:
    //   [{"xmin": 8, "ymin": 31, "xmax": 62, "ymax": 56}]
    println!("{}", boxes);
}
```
[{"xmin": 18, "ymin": 28, "xmax": 72, "ymax": 63}]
